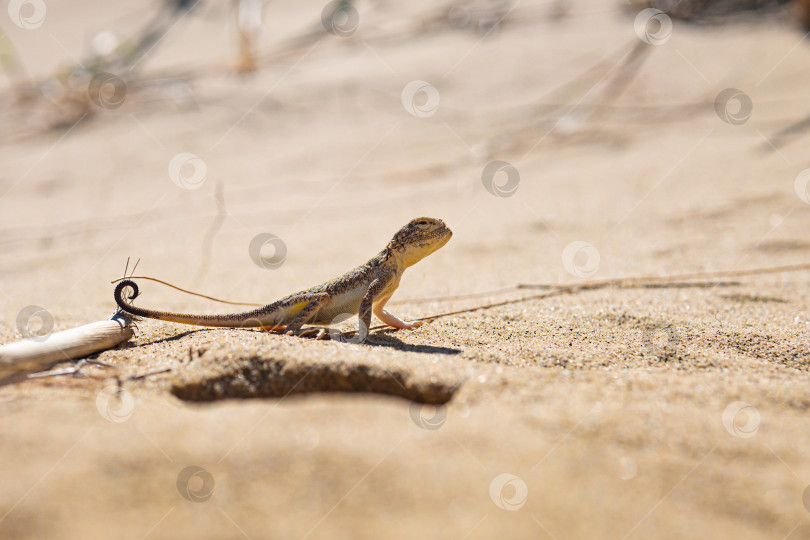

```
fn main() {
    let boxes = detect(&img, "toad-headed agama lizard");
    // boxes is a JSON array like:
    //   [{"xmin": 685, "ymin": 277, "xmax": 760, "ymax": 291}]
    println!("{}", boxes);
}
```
[{"xmin": 114, "ymin": 217, "xmax": 452, "ymax": 339}]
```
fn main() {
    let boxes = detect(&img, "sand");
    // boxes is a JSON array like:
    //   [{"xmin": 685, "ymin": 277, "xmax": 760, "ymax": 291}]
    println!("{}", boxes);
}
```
[{"xmin": 2, "ymin": 0, "xmax": 810, "ymax": 538}]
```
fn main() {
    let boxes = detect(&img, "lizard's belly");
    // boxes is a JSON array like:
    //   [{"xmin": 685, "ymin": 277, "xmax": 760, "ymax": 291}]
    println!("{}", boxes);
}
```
[{"xmin": 312, "ymin": 287, "xmax": 368, "ymax": 324}]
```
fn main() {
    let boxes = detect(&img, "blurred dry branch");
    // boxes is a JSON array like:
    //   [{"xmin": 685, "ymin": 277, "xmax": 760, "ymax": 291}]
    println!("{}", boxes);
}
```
[
  {"xmin": 479, "ymin": 39, "xmax": 707, "ymax": 158},
  {"xmin": 628, "ymin": 0, "xmax": 793, "ymax": 24},
  {"xmin": 2, "ymin": 0, "xmax": 808, "ymax": 152},
  {"xmin": 0, "ymin": 0, "xmax": 202, "ymax": 141}
]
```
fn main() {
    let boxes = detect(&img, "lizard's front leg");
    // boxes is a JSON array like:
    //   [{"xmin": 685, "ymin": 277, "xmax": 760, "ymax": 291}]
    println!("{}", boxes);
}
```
[
  {"xmin": 373, "ymin": 293, "xmax": 423, "ymax": 330},
  {"xmin": 358, "ymin": 270, "xmax": 396, "ymax": 341}
]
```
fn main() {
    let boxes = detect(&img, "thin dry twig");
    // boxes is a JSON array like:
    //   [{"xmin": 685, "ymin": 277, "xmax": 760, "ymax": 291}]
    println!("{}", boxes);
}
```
[
  {"xmin": 193, "ymin": 181, "xmax": 226, "ymax": 285},
  {"xmin": 125, "ymin": 367, "xmax": 172, "ymax": 381}
]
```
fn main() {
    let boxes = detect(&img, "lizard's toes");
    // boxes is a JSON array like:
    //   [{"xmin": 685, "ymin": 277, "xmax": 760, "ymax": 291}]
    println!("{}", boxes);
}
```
[
  {"xmin": 406, "ymin": 321, "xmax": 424, "ymax": 329},
  {"xmin": 287, "ymin": 327, "xmax": 321, "ymax": 338}
]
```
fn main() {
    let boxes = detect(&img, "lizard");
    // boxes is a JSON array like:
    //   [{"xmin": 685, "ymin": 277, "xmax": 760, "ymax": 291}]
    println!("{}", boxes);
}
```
[{"xmin": 114, "ymin": 217, "xmax": 452, "ymax": 341}]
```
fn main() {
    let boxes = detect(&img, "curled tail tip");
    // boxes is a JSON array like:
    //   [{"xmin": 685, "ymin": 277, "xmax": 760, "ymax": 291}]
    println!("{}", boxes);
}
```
[{"xmin": 114, "ymin": 279, "xmax": 140, "ymax": 309}]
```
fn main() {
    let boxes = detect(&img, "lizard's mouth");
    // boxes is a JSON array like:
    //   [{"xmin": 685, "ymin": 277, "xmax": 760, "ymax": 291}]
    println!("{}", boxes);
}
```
[
  {"xmin": 433, "ymin": 225, "xmax": 452, "ymax": 238},
  {"xmin": 427, "ymin": 227, "xmax": 451, "ymax": 244}
]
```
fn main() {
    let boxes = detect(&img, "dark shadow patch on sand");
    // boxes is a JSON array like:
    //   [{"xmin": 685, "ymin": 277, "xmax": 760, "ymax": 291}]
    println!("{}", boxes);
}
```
[
  {"xmin": 171, "ymin": 356, "xmax": 458, "ymax": 405},
  {"xmin": 0, "ymin": 369, "xmax": 34, "ymax": 388},
  {"xmin": 133, "ymin": 328, "xmax": 215, "ymax": 347}
]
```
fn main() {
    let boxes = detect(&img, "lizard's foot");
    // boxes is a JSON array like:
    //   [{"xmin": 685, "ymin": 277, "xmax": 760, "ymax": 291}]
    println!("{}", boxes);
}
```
[
  {"xmin": 314, "ymin": 328, "xmax": 329, "ymax": 340},
  {"xmin": 285, "ymin": 327, "xmax": 324, "ymax": 339},
  {"xmin": 399, "ymin": 320, "xmax": 424, "ymax": 330}
]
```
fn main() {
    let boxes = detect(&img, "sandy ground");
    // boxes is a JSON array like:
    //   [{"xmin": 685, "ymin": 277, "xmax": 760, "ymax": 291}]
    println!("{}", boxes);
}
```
[{"xmin": 3, "ymin": 0, "xmax": 810, "ymax": 538}]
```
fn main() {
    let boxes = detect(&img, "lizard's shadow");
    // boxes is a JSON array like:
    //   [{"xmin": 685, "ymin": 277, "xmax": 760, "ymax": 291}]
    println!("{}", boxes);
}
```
[
  {"xmin": 365, "ymin": 329, "xmax": 461, "ymax": 355},
  {"xmin": 130, "ymin": 327, "xmax": 460, "ymax": 355},
  {"xmin": 133, "ymin": 328, "xmax": 215, "ymax": 347}
]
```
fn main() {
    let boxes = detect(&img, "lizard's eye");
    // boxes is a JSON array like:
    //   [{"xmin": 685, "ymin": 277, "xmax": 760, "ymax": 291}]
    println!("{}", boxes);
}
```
[{"xmin": 417, "ymin": 220, "xmax": 428, "ymax": 226}]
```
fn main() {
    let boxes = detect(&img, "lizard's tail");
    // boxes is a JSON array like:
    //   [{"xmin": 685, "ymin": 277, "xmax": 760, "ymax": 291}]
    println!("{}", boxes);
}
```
[{"xmin": 113, "ymin": 279, "xmax": 283, "ymax": 329}]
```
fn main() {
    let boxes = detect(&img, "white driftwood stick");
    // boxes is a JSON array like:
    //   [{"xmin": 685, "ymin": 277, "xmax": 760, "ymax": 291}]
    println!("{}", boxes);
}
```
[{"xmin": 0, "ymin": 315, "xmax": 133, "ymax": 375}]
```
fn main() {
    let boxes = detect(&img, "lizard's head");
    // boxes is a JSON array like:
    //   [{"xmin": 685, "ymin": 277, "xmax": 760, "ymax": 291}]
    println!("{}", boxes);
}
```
[{"xmin": 387, "ymin": 217, "xmax": 452, "ymax": 267}]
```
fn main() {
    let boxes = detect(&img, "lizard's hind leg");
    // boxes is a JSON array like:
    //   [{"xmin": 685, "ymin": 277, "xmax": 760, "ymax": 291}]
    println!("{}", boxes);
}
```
[{"xmin": 283, "ymin": 292, "xmax": 330, "ymax": 337}]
